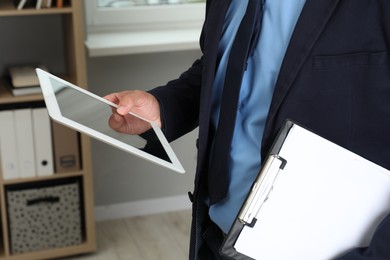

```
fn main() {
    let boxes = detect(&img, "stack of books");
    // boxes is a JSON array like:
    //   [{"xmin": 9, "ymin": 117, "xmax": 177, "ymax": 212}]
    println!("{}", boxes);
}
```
[{"xmin": 7, "ymin": 65, "xmax": 46, "ymax": 96}]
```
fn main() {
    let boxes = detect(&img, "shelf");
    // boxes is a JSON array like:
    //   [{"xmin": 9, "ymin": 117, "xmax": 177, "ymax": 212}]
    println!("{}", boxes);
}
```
[
  {"xmin": 1, "ymin": 171, "xmax": 85, "ymax": 186},
  {"xmin": 0, "ymin": 73, "xmax": 75, "ymax": 105},
  {"xmin": 0, "ymin": 1, "xmax": 96, "ymax": 259},
  {"xmin": 0, "ymin": 2, "xmax": 72, "ymax": 16},
  {"xmin": 85, "ymin": 27, "xmax": 201, "ymax": 57}
]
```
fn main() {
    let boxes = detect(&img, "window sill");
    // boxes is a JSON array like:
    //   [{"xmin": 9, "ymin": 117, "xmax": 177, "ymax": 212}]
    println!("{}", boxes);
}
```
[{"xmin": 85, "ymin": 27, "xmax": 202, "ymax": 57}]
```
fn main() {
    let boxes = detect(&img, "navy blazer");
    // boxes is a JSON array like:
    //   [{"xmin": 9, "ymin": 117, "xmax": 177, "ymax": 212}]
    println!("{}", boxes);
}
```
[{"xmin": 150, "ymin": 0, "xmax": 390, "ymax": 259}]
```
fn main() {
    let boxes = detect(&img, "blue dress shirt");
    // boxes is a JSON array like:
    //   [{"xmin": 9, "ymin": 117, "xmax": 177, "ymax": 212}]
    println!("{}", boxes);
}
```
[{"xmin": 209, "ymin": 0, "xmax": 306, "ymax": 233}]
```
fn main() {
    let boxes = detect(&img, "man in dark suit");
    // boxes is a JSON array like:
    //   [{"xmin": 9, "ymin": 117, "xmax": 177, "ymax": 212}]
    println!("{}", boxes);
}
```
[{"xmin": 105, "ymin": 0, "xmax": 390, "ymax": 259}]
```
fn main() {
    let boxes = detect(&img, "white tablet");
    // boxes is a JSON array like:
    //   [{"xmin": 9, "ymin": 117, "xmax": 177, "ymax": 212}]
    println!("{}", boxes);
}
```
[{"xmin": 36, "ymin": 68, "xmax": 185, "ymax": 174}]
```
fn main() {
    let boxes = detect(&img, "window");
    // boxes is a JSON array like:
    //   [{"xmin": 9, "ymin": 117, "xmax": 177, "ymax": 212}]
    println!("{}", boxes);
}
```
[
  {"xmin": 84, "ymin": 0, "xmax": 206, "ymax": 56},
  {"xmin": 85, "ymin": 0, "xmax": 206, "ymax": 32},
  {"xmin": 97, "ymin": 0, "xmax": 205, "ymax": 8}
]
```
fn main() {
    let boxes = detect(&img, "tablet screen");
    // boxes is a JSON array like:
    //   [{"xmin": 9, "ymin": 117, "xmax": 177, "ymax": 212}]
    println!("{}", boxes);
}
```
[{"xmin": 36, "ymin": 69, "xmax": 185, "ymax": 173}]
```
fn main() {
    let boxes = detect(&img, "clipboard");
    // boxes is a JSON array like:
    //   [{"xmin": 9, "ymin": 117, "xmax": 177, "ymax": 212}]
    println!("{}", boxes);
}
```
[{"xmin": 221, "ymin": 120, "xmax": 390, "ymax": 260}]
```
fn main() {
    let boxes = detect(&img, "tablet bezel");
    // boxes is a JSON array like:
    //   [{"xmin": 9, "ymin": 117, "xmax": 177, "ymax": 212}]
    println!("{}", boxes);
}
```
[{"xmin": 36, "ymin": 68, "xmax": 185, "ymax": 174}]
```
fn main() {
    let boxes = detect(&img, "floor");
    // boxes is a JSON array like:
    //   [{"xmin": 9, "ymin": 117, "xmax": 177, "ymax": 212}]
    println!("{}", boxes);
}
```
[{"xmin": 65, "ymin": 210, "xmax": 192, "ymax": 260}]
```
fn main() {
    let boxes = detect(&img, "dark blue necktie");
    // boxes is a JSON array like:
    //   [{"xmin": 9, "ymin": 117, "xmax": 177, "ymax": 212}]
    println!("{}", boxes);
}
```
[{"xmin": 208, "ymin": 0, "xmax": 263, "ymax": 205}]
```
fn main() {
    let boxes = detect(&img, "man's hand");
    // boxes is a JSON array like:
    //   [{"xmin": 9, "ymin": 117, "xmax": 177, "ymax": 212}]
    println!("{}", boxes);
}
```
[{"xmin": 104, "ymin": 90, "xmax": 161, "ymax": 135}]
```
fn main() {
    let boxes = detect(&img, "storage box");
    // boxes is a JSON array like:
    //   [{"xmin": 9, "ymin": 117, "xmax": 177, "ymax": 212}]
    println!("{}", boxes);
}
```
[{"xmin": 6, "ymin": 180, "xmax": 83, "ymax": 254}]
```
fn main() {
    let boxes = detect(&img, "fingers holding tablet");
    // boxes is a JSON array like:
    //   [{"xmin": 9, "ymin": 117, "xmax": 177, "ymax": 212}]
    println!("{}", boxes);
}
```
[{"xmin": 104, "ymin": 90, "xmax": 162, "ymax": 134}]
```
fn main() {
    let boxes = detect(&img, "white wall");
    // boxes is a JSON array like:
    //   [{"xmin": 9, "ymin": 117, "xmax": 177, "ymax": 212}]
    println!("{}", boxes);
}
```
[
  {"xmin": 86, "ymin": 50, "xmax": 201, "ymax": 213},
  {"xmin": 0, "ymin": 15, "xmax": 66, "ymax": 76}
]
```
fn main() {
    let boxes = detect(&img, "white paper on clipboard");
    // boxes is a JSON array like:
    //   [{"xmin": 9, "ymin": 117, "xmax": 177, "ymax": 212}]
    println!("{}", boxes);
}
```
[{"xmin": 230, "ymin": 122, "xmax": 390, "ymax": 260}]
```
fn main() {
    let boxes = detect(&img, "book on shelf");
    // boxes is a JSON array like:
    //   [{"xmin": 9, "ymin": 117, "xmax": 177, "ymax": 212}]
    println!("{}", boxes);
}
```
[
  {"xmin": 6, "ymin": 64, "xmax": 46, "ymax": 96},
  {"xmin": 13, "ymin": 0, "xmax": 53, "ymax": 10},
  {"xmin": 8, "ymin": 65, "xmax": 43, "ymax": 87},
  {"xmin": 14, "ymin": 0, "xmax": 34, "ymax": 10},
  {"xmin": 42, "ymin": 0, "xmax": 52, "ymax": 8},
  {"xmin": 14, "ymin": 0, "xmax": 26, "ymax": 10},
  {"xmin": 36, "ymin": 0, "xmax": 53, "ymax": 9},
  {"xmin": 36, "ymin": 0, "xmax": 42, "ymax": 9},
  {"xmin": 5, "ymin": 84, "xmax": 42, "ymax": 96},
  {"xmin": 56, "ymin": 0, "xmax": 63, "ymax": 8}
]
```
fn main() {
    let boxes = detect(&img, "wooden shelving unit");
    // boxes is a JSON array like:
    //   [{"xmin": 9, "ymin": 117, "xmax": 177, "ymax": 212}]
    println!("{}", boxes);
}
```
[{"xmin": 0, "ymin": 1, "xmax": 96, "ymax": 259}]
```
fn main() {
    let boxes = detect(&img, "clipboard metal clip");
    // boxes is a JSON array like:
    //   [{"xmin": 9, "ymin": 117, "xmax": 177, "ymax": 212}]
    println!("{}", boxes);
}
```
[{"xmin": 238, "ymin": 154, "xmax": 287, "ymax": 227}]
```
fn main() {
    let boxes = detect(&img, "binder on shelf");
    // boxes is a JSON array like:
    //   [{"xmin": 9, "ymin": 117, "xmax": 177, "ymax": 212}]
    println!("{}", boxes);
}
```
[
  {"xmin": 0, "ymin": 111, "xmax": 19, "ymax": 180},
  {"xmin": 32, "ymin": 108, "xmax": 54, "ymax": 176},
  {"xmin": 221, "ymin": 120, "xmax": 390, "ymax": 260},
  {"xmin": 14, "ymin": 109, "xmax": 36, "ymax": 178},
  {"xmin": 51, "ymin": 121, "xmax": 81, "ymax": 173}
]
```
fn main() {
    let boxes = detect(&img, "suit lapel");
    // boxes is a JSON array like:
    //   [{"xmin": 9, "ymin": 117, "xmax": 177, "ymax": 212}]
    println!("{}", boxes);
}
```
[
  {"xmin": 199, "ymin": 0, "xmax": 231, "ymax": 122},
  {"xmin": 264, "ymin": 0, "xmax": 341, "ymax": 137},
  {"xmin": 197, "ymin": 0, "xmax": 231, "ymax": 179}
]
